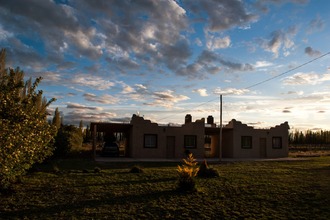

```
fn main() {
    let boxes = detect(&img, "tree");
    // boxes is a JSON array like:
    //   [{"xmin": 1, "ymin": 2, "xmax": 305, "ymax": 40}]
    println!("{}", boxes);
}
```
[
  {"xmin": 79, "ymin": 120, "xmax": 84, "ymax": 134},
  {"xmin": 0, "ymin": 49, "xmax": 56, "ymax": 188},
  {"xmin": 83, "ymin": 125, "xmax": 91, "ymax": 143},
  {"xmin": 52, "ymin": 107, "xmax": 61, "ymax": 130},
  {"xmin": 52, "ymin": 125, "xmax": 83, "ymax": 158}
]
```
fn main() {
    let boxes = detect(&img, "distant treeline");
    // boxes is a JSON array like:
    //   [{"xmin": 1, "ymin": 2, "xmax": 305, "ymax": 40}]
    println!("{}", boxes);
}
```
[{"xmin": 289, "ymin": 130, "xmax": 330, "ymax": 145}]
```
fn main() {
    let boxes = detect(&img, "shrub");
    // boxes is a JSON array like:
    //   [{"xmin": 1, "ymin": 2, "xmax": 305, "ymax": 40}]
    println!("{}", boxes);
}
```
[
  {"xmin": 52, "ymin": 125, "xmax": 83, "ymax": 158},
  {"xmin": 0, "ymin": 49, "xmax": 56, "ymax": 189},
  {"xmin": 177, "ymin": 153, "xmax": 199, "ymax": 192},
  {"xmin": 197, "ymin": 160, "xmax": 219, "ymax": 178},
  {"xmin": 52, "ymin": 164, "xmax": 60, "ymax": 174},
  {"xmin": 94, "ymin": 167, "xmax": 102, "ymax": 173},
  {"xmin": 129, "ymin": 165, "xmax": 144, "ymax": 173}
]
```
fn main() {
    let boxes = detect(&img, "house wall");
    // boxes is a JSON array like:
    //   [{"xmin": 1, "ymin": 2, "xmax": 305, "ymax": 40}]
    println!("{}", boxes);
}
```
[
  {"xmin": 129, "ymin": 114, "xmax": 205, "ymax": 159},
  {"xmin": 266, "ymin": 122, "xmax": 290, "ymax": 158},
  {"xmin": 222, "ymin": 129, "xmax": 233, "ymax": 158},
  {"xmin": 224, "ymin": 119, "xmax": 289, "ymax": 158}
]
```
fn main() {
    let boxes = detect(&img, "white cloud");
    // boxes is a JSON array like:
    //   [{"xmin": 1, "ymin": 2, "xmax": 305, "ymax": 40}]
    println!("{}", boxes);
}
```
[
  {"xmin": 83, "ymin": 93, "xmax": 119, "ymax": 104},
  {"xmin": 207, "ymin": 35, "xmax": 231, "ymax": 50},
  {"xmin": 66, "ymin": 102, "xmax": 103, "ymax": 111},
  {"xmin": 29, "ymin": 71, "xmax": 62, "ymax": 83},
  {"xmin": 183, "ymin": 0, "xmax": 258, "ymax": 32},
  {"xmin": 65, "ymin": 110, "xmax": 117, "ymax": 124},
  {"xmin": 254, "ymin": 61, "xmax": 273, "ymax": 68},
  {"xmin": 261, "ymin": 26, "xmax": 298, "ymax": 58},
  {"xmin": 64, "ymin": 28, "xmax": 103, "ymax": 59},
  {"xmin": 283, "ymin": 72, "xmax": 330, "ymax": 85},
  {"xmin": 59, "ymin": 42, "xmax": 68, "ymax": 53},
  {"xmin": 71, "ymin": 74, "xmax": 115, "ymax": 90},
  {"xmin": 195, "ymin": 38, "xmax": 202, "ymax": 47},
  {"xmin": 0, "ymin": 25, "xmax": 12, "ymax": 40},
  {"xmin": 194, "ymin": 88, "xmax": 209, "ymax": 97},
  {"xmin": 153, "ymin": 90, "xmax": 189, "ymax": 102},
  {"xmin": 122, "ymin": 85, "xmax": 135, "ymax": 94},
  {"xmin": 143, "ymin": 90, "xmax": 190, "ymax": 108},
  {"xmin": 213, "ymin": 87, "xmax": 249, "ymax": 95}
]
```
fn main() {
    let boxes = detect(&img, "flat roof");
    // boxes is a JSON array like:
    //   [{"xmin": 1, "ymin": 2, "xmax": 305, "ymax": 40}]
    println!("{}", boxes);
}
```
[{"xmin": 90, "ymin": 122, "xmax": 232, "ymax": 134}]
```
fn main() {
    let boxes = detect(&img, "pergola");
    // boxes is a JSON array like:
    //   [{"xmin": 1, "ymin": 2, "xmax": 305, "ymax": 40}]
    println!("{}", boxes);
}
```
[{"xmin": 90, "ymin": 122, "xmax": 132, "ymax": 159}]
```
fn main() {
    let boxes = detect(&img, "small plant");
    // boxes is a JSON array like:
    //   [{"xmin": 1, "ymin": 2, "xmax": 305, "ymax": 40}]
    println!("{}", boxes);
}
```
[
  {"xmin": 52, "ymin": 164, "xmax": 60, "ymax": 174},
  {"xmin": 94, "ymin": 167, "xmax": 102, "ymax": 173},
  {"xmin": 177, "ymin": 153, "xmax": 199, "ymax": 192},
  {"xmin": 197, "ymin": 160, "xmax": 219, "ymax": 178},
  {"xmin": 82, "ymin": 169, "xmax": 89, "ymax": 173},
  {"xmin": 129, "ymin": 165, "xmax": 144, "ymax": 173}
]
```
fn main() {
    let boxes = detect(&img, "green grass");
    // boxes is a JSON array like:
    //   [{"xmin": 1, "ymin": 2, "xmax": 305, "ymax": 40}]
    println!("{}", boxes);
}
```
[{"xmin": 1, "ymin": 157, "xmax": 329, "ymax": 219}]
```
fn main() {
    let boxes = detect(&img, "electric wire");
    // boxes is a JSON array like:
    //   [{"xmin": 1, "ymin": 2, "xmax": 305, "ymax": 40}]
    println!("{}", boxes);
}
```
[{"xmin": 157, "ymin": 51, "xmax": 330, "ymax": 122}]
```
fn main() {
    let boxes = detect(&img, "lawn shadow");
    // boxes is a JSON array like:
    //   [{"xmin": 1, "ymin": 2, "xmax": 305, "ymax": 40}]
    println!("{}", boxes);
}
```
[{"xmin": 0, "ymin": 188, "xmax": 182, "ymax": 219}]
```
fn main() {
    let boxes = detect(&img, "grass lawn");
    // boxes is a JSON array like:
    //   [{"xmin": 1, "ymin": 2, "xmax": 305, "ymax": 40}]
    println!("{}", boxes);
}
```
[{"xmin": 1, "ymin": 157, "xmax": 329, "ymax": 219}]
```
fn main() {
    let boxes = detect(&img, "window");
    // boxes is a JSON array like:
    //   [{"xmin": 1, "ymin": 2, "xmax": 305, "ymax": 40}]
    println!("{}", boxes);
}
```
[
  {"xmin": 184, "ymin": 135, "xmax": 197, "ymax": 148},
  {"xmin": 241, "ymin": 136, "xmax": 252, "ymax": 149},
  {"xmin": 204, "ymin": 135, "xmax": 211, "ymax": 144},
  {"xmin": 272, "ymin": 137, "xmax": 282, "ymax": 149},
  {"xmin": 144, "ymin": 134, "xmax": 157, "ymax": 148},
  {"xmin": 204, "ymin": 135, "xmax": 211, "ymax": 149}
]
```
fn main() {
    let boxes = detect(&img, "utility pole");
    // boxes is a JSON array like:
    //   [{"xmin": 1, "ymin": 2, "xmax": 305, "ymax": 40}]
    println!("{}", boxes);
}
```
[{"xmin": 219, "ymin": 94, "xmax": 222, "ymax": 160}]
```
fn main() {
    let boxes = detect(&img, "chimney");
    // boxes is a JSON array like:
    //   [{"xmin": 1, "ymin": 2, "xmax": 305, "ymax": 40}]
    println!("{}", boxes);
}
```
[
  {"xmin": 185, "ymin": 114, "xmax": 192, "ymax": 124},
  {"xmin": 207, "ymin": 115, "xmax": 214, "ymax": 125}
]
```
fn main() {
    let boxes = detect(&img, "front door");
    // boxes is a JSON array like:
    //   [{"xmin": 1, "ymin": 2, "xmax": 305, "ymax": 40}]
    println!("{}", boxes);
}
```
[
  {"xmin": 260, "ymin": 138, "xmax": 267, "ymax": 158},
  {"xmin": 166, "ymin": 136, "xmax": 175, "ymax": 158}
]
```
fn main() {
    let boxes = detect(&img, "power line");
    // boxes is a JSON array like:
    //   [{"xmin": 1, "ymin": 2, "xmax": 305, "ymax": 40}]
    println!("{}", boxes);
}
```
[
  {"xmin": 157, "ymin": 51, "xmax": 330, "ymax": 122},
  {"xmin": 245, "ymin": 51, "xmax": 330, "ymax": 90}
]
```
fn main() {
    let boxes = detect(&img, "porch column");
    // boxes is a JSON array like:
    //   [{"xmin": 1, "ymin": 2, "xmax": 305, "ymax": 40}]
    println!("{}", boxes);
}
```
[{"xmin": 92, "ymin": 124, "xmax": 97, "ymax": 160}]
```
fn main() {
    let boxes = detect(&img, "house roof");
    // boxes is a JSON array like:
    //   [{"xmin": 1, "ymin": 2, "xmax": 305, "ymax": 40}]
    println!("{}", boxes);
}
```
[{"xmin": 90, "ymin": 122, "xmax": 233, "ymax": 134}]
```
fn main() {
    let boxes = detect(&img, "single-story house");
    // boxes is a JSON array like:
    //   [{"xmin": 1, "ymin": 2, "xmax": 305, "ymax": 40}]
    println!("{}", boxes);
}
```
[{"xmin": 91, "ymin": 114, "xmax": 289, "ymax": 159}]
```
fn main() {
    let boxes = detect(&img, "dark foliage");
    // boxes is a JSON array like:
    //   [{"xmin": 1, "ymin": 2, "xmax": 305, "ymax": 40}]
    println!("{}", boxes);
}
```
[
  {"xmin": 0, "ymin": 49, "xmax": 56, "ymax": 189},
  {"xmin": 289, "ymin": 129, "xmax": 330, "ymax": 145},
  {"xmin": 52, "ymin": 125, "xmax": 83, "ymax": 158},
  {"xmin": 197, "ymin": 160, "xmax": 219, "ymax": 178},
  {"xmin": 129, "ymin": 165, "xmax": 144, "ymax": 173},
  {"xmin": 94, "ymin": 167, "xmax": 102, "ymax": 173}
]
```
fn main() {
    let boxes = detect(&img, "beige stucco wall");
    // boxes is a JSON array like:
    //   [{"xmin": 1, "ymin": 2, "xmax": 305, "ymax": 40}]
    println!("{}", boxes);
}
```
[
  {"xmin": 129, "ymin": 115, "xmax": 205, "ymax": 159},
  {"xmin": 222, "ymin": 129, "xmax": 234, "ymax": 158},
  {"xmin": 223, "ymin": 119, "xmax": 289, "ymax": 158},
  {"xmin": 93, "ymin": 116, "xmax": 289, "ymax": 159},
  {"xmin": 266, "ymin": 122, "xmax": 290, "ymax": 158}
]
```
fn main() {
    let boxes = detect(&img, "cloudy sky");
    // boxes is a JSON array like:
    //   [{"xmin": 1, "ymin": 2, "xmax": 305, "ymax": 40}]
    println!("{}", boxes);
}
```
[{"xmin": 1, "ymin": 0, "xmax": 330, "ymax": 130}]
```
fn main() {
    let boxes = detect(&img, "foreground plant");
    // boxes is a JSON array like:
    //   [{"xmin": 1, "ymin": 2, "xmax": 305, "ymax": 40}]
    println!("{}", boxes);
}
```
[
  {"xmin": 177, "ymin": 153, "xmax": 199, "ymax": 191},
  {"xmin": 0, "ymin": 49, "xmax": 56, "ymax": 189},
  {"xmin": 130, "ymin": 165, "xmax": 144, "ymax": 173},
  {"xmin": 197, "ymin": 160, "xmax": 219, "ymax": 178}
]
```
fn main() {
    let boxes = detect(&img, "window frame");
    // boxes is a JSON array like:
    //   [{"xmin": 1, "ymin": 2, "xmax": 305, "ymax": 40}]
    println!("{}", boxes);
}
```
[
  {"xmin": 241, "ymin": 136, "xmax": 252, "ymax": 149},
  {"xmin": 144, "ymin": 134, "xmax": 158, "ymax": 148},
  {"xmin": 272, "ymin": 136, "xmax": 282, "ymax": 149},
  {"xmin": 184, "ymin": 135, "xmax": 197, "ymax": 149}
]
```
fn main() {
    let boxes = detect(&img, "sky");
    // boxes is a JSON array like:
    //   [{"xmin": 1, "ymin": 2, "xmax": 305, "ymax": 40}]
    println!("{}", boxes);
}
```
[{"xmin": 1, "ymin": 0, "xmax": 330, "ymax": 131}]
